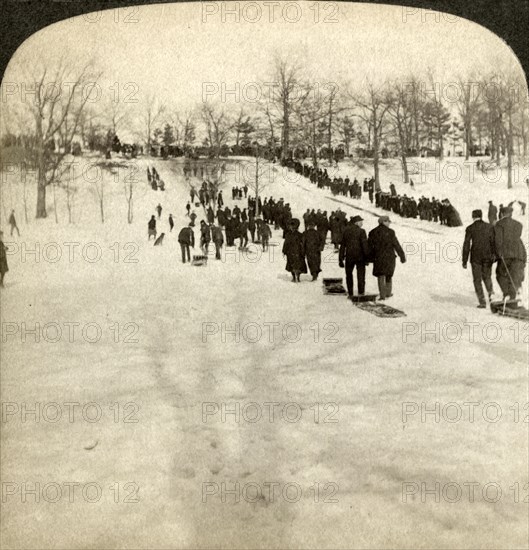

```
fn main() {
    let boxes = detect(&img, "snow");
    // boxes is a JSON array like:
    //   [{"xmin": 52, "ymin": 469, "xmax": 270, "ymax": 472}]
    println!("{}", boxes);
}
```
[{"xmin": 1, "ymin": 153, "xmax": 528, "ymax": 549}]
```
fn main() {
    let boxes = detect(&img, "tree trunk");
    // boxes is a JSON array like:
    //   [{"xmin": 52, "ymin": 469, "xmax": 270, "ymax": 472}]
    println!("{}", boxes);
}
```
[
  {"xmin": 36, "ymin": 146, "xmax": 47, "ymax": 218},
  {"xmin": 401, "ymin": 154, "xmax": 409, "ymax": 184},
  {"xmin": 282, "ymin": 102, "xmax": 290, "ymax": 160},
  {"xmin": 36, "ymin": 181, "xmax": 47, "ymax": 218},
  {"xmin": 465, "ymin": 126, "xmax": 470, "ymax": 160}
]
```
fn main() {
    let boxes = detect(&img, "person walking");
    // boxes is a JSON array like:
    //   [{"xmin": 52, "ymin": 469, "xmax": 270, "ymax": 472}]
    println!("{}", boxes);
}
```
[
  {"xmin": 493, "ymin": 206, "xmax": 526, "ymax": 300},
  {"xmin": 178, "ymin": 223, "xmax": 195, "ymax": 264},
  {"xmin": 339, "ymin": 215, "xmax": 370, "ymax": 297},
  {"xmin": 368, "ymin": 216, "xmax": 406, "ymax": 300},
  {"xmin": 303, "ymin": 221, "xmax": 323, "ymax": 281},
  {"xmin": 487, "ymin": 201, "xmax": 498, "ymax": 225},
  {"xmin": 462, "ymin": 209, "xmax": 495, "ymax": 308},
  {"xmin": 8, "ymin": 210, "xmax": 20, "ymax": 237},
  {"xmin": 211, "ymin": 224, "xmax": 224, "ymax": 260},
  {"xmin": 199, "ymin": 220, "xmax": 211, "ymax": 254},
  {"xmin": 0, "ymin": 231, "xmax": 8, "ymax": 287},
  {"xmin": 148, "ymin": 215, "xmax": 157, "ymax": 240},
  {"xmin": 283, "ymin": 219, "xmax": 307, "ymax": 282}
]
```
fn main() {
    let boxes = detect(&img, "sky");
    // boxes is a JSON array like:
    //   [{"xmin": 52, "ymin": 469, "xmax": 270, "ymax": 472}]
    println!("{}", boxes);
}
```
[{"xmin": 1, "ymin": 1, "xmax": 526, "ymax": 140}]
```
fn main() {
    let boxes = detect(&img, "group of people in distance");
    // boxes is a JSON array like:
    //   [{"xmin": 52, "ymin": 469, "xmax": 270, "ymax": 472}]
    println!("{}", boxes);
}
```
[
  {"xmin": 147, "ymin": 166, "xmax": 165, "ymax": 191},
  {"xmin": 282, "ymin": 158, "xmax": 463, "ymax": 227}
]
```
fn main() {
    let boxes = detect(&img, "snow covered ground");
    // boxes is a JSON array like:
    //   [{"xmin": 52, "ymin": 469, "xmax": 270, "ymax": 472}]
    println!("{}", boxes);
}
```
[{"xmin": 1, "ymin": 153, "xmax": 528, "ymax": 549}]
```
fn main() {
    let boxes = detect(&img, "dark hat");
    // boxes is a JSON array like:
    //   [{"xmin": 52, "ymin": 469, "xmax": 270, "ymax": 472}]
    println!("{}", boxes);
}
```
[
  {"xmin": 289, "ymin": 218, "xmax": 300, "ymax": 228},
  {"xmin": 378, "ymin": 215, "xmax": 391, "ymax": 224},
  {"xmin": 472, "ymin": 209, "xmax": 482, "ymax": 218},
  {"xmin": 351, "ymin": 215, "xmax": 364, "ymax": 223},
  {"xmin": 503, "ymin": 206, "xmax": 513, "ymax": 214}
]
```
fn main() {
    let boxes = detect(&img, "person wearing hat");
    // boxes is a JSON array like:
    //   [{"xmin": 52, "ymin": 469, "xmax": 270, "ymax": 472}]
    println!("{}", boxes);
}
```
[
  {"xmin": 282, "ymin": 218, "xmax": 307, "ymax": 282},
  {"xmin": 0, "ymin": 231, "xmax": 8, "ymax": 288},
  {"xmin": 368, "ymin": 216, "xmax": 406, "ymax": 300},
  {"xmin": 339, "ymin": 215, "xmax": 369, "ymax": 297},
  {"xmin": 493, "ymin": 206, "xmax": 526, "ymax": 300},
  {"xmin": 303, "ymin": 220, "xmax": 323, "ymax": 281},
  {"xmin": 462, "ymin": 209, "xmax": 495, "ymax": 308}
]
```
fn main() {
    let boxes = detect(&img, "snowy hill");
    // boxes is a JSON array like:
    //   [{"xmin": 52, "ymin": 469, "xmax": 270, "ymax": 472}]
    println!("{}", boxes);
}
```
[{"xmin": 1, "ymin": 153, "xmax": 528, "ymax": 549}]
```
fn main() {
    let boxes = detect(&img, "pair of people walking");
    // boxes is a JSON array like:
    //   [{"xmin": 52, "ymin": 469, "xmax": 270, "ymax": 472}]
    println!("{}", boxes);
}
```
[{"xmin": 339, "ymin": 215, "xmax": 406, "ymax": 300}]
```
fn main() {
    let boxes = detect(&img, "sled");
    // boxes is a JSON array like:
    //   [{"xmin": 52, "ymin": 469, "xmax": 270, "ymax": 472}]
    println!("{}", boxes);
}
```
[
  {"xmin": 191, "ymin": 255, "xmax": 208, "ymax": 266},
  {"xmin": 349, "ymin": 294, "xmax": 378, "ymax": 303},
  {"xmin": 195, "ymin": 202, "xmax": 201, "ymax": 207},
  {"xmin": 490, "ymin": 299, "xmax": 529, "ymax": 320},
  {"xmin": 355, "ymin": 301, "xmax": 406, "ymax": 318},
  {"xmin": 322, "ymin": 278, "xmax": 347, "ymax": 295}
]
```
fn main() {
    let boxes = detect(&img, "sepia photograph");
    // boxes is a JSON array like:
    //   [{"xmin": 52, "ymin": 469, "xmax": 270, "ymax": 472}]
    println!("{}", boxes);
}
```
[{"xmin": 0, "ymin": 1, "xmax": 528, "ymax": 548}]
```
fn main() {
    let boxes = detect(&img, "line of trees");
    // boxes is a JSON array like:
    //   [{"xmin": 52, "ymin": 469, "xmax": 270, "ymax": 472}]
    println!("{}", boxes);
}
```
[{"xmin": 1, "ymin": 54, "xmax": 528, "ymax": 221}]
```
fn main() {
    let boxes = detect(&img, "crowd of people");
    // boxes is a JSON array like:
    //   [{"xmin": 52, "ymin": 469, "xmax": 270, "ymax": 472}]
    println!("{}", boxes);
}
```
[
  {"xmin": 282, "ymin": 158, "xmax": 464, "ymax": 227},
  {"xmin": 145, "ymin": 169, "xmax": 411, "ymax": 300}
]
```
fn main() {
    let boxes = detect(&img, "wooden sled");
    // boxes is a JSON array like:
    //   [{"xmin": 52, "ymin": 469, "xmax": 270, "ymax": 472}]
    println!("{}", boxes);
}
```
[
  {"xmin": 490, "ymin": 300, "xmax": 529, "ymax": 320},
  {"xmin": 323, "ymin": 278, "xmax": 347, "ymax": 295},
  {"xmin": 349, "ymin": 294, "xmax": 378, "ymax": 303},
  {"xmin": 191, "ymin": 255, "xmax": 208, "ymax": 266},
  {"xmin": 355, "ymin": 301, "xmax": 406, "ymax": 318}
]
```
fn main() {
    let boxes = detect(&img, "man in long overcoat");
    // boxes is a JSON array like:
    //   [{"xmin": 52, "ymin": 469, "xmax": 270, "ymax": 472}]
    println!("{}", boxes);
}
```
[
  {"xmin": 368, "ymin": 216, "xmax": 406, "ymax": 300},
  {"xmin": 303, "ymin": 221, "xmax": 323, "ymax": 281}
]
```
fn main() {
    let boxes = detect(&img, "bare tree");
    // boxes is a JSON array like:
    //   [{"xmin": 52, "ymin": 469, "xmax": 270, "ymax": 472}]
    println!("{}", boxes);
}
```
[
  {"xmin": 21, "ymin": 59, "xmax": 100, "ymax": 218},
  {"xmin": 270, "ymin": 54, "xmax": 303, "ymax": 161},
  {"xmin": 352, "ymin": 80, "xmax": 390, "ymax": 191},
  {"xmin": 385, "ymin": 80, "xmax": 414, "ymax": 183},
  {"xmin": 142, "ymin": 94, "xmax": 165, "ymax": 153},
  {"xmin": 200, "ymin": 103, "xmax": 233, "ymax": 159},
  {"xmin": 456, "ymin": 74, "xmax": 481, "ymax": 160},
  {"xmin": 106, "ymin": 95, "xmax": 130, "ymax": 137}
]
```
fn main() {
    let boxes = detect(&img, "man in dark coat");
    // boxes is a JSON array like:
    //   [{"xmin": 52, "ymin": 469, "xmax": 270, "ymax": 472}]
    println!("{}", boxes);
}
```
[
  {"xmin": 493, "ymin": 206, "xmax": 526, "ymax": 300},
  {"xmin": 168, "ymin": 214, "xmax": 174, "ymax": 232},
  {"xmin": 8, "ymin": 210, "xmax": 19, "ymax": 237},
  {"xmin": 260, "ymin": 220, "xmax": 272, "ymax": 251},
  {"xmin": 200, "ymin": 220, "xmax": 211, "ymax": 254},
  {"xmin": 303, "ymin": 221, "xmax": 323, "ymax": 281},
  {"xmin": 0, "ymin": 231, "xmax": 8, "ymax": 287},
  {"xmin": 283, "ymin": 219, "xmax": 307, "ymax": 282},
  {"xmin": 239, "ymin": 220, "xmax": 249, "ymax": 249},
  {"xmin": 339, "ymin": 215, "xmax": 370, "ymax": 297},
  {"xmin": 148, "ymin": 215, "xmax": 157, "ymax": 240},
  {"xmin": 211, "ymin": 224, "xmax": 224, "ymax": 260},
  {"xmin": 207, "ymin": 206, "xmax": 215, "ymax": 225},
  {"xmin": 178, "ymin": 223, "xmax": 195, "ymax": 264},
  {"xmin": 368, "ymin": 216, "xmax": 406, "ymax": 300},
  {"xmin": 487, "ymin": 201, "xmax": 498, "ymax": 225},
  {"xmin": 462, "ymin": 209, "xmax": 496, "ymax": 308}
]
